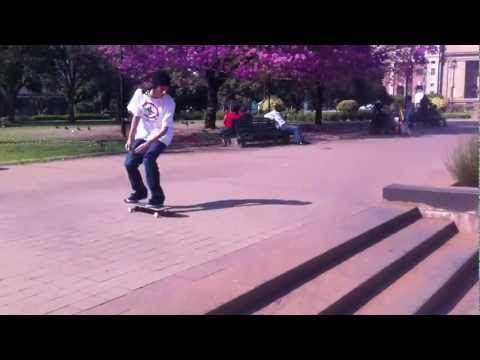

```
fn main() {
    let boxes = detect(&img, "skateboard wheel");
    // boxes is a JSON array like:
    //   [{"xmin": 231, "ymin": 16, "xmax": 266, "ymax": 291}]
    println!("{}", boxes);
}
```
[
  {"xmin": 128, "ymin": 207, "xmax": 136, "ymax": 213},
  {"xmin": 154, "ymin": 212, "xmax": 160, "ymax": 218}
]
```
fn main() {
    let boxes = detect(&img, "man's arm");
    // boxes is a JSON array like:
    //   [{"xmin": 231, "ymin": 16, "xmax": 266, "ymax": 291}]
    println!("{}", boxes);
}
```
[
  {"xmin": 128, "ymin": 115, "xmax": 139, "ymax": 140},
  {"xmin": 125, "ymin": 89, "xmax": 143, "ymax": 150},
  {"xmin": 125, "ymin": 115, "xmax": 140, "ymax": 150}
]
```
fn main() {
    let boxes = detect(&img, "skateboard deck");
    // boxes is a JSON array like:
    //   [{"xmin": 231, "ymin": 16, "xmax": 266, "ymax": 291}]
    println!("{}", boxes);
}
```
[{"xmin": 127, "ymin": 202, "xmax": 173, "ymax": 218}]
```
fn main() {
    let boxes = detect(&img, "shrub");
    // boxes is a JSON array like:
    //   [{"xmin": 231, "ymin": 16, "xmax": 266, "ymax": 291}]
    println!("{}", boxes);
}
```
[
  {"xmin": 336, "ymin": 100, "xmax": 359, "ymax": 118},
  {"xmin": 445, "ymin": 136, "xmax": 479, "ymax": 187},
  {"xmin": 76, "ymin": 113, "xmax": 111, "ymax": 120},
  {"xmin": 260, "ymin": 96, "xmax": 285, "ymax": 113},
  {"xmin": 76, "ymin": 102, "xmax": 97, "ymax": 114},
  {"xmin": 323, "ymin": 112, "xmax": 343, "ymax": 122},
  {"xmin": 321, "ymin": 110, "xmax": 372, "ymax": 122},
  {"xmin": 430, "ymin": 96, "xmax": 448, "ymax": 112},
  {"xmin": 327, "ymin": 112, "xmax": 343, "ymax": 121},
  {"xmin": 31, "ymin": 113, "xmax": 111, "ymax": 121},
  {"xmin": 442, "ymin": 112, "xmax": 471, "ymax": 119},
  {"xmin": 31, "ymin": 115, "xmax": 67, "ymax": 121},
  {"xmin": 355, "ymin": 110, "xmax": 373, "ymax": 121},
  {"xmin": 392, "ymin": 95, "xmax": 405, "ymax": 108},
  {"xmin": 285, "ymin": 111, "xmax": 315, "ymax": 122},
  {"xmin": 176, "ymin": 110, "xmax": 204, "ymax": 121}
]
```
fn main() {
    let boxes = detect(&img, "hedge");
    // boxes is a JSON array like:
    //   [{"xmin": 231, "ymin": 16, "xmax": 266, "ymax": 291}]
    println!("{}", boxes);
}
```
[
  {"xmin": 442, "ymin": 112, "xmax": 472, "ymax": 119},
  {"xmin": 31, "ymin": 113, "xmax": 112, "ymax": 121}
]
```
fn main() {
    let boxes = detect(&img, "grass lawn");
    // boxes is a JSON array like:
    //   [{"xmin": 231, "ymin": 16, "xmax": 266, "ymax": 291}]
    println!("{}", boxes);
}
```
[
  {"xmin": 0, "ymin": 140, "xmax": 125, "ymax": 165},
  {"xmin": 0, "ymin": 124, "xmax": 125, "ymax": 165},
  {"xmin": 0, "ymin": 121, "xmax": 220, "ymax": 164},
  {"xmin": 0, "ymin": 124, "xmax": 124, "ymax": 142}
]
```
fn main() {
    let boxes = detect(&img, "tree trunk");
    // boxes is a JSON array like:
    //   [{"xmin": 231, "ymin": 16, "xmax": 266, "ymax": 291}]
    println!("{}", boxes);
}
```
[
  {"xmin": 205, "ymin": 70, "xmax": 220, "ymax": 129},
  {"xmin": 67, "ymin": 98, "xmax": 75, "ymax": 124},
  {"xmin": 0, "ymin": 91, "xmax": 5, "ymax": 118},
  {"xmin": 117, "ymin": 73, "xmax": 124, "ymax": 124},
  {"xmin": 6, "ymin": 93, "xmax": 17, "ymax": 123},
  {"xmin": 101, "ymin": 91, "xmax": 112, "ymax": 113},
  {"xmin": 314, "ymin": 84, "xmax": 324, "ymax": 125},
  {"xmin": 404, "ymin": 71, "xmax": 411, "ymax": 115}
]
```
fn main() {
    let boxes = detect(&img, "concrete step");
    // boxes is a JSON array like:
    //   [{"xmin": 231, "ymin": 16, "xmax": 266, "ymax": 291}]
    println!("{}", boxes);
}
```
[
  {"xmin": 81, "ymin": 205, "xmax": 422, "ymax": 314},
  {"xmin": 449, "ymin": 281, "xmax": 479, "ymax": 315},
  {"xmin": 355, "ymin": 233, "xmax": 477, "ymax": 315},
  {"xmin": 209, "ymin": 205, "xmax": 422, "ymax": 315},
  {"xmin": 254, "ymin": 218, "xmax": 458, "ymax": 315}
]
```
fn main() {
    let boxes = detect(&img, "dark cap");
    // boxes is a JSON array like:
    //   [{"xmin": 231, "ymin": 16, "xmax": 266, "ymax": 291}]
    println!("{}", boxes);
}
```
[{"xmin": 152, "ymin": 70, "xmax": 171, "ymax": 87}]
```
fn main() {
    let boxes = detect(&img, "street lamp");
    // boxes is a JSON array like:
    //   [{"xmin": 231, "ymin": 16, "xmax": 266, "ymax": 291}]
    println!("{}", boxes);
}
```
[
  {"xmin": 119, "ymin": 46, "xmax": 124, "ymax": 122},
  {"xmin": 449, "ymin": 59, "xmax": 457, "ymax": 101}
]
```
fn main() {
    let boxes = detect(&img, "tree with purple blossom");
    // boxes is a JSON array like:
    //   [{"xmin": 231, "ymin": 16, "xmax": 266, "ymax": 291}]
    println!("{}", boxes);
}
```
[
  {"xmin": 373, "ymin": 45, "xmax": 438, "ymax": 97},
  {"xmin": 98, "ymin": 45, "xmax": 262, "ymax": 129},
  {"xmin": 98, "ymin": 45, "xmax": 435, "ymax": 128}
]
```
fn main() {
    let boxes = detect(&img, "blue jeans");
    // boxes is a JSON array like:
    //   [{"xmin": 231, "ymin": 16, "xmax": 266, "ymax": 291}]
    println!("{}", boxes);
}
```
[
  {"xmin": 219, "ymin": 127, "xmax": 235, "ymax": 138},
  {"xmin": 125, "ymin": 139, "xmax": 167, "ymax": 201},
  {"xmin": 280, "ymin": 124, "xmax": 304, "ymax": 144}
]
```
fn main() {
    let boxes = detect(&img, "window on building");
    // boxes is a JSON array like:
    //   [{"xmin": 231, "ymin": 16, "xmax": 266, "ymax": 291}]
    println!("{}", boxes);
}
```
[
  {"xmin": 431, "ymin": 68, "xmax": 436, "ymax": 76},
  {"xmin": 430, "ymin": 83, "xmax": 435, "ymax": 87},
  {"xmin": 464, "ymin": 61, "xmax": 479, "ymax": 98},
  {"xmin": 431, "ymin": 61, "xmax": 436, "ymax": 64},
  {"xmin": 396, "ymin": 86, "xmax": 405, "ymax": 96}
]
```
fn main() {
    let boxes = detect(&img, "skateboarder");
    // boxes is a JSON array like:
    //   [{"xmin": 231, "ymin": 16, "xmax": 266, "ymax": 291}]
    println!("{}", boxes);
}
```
[{"xmin": 124, "ymin": 70, "xmax": 175, "ymax": 207}]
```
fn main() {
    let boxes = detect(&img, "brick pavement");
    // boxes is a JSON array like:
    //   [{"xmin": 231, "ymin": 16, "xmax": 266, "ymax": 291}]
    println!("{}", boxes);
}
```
[{"xmin": 0, "ymin": 122, "xmax": 475, "ymax": 314}]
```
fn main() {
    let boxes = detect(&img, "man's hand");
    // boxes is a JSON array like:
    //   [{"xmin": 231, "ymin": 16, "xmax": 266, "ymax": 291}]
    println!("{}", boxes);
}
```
[
  {"xmin": 125, "ymin": 138, "xmax": 133, "ymax": 151},
  {"xmin": 134, "ymin": 141, "xmax": 151, "ymax": 154}
]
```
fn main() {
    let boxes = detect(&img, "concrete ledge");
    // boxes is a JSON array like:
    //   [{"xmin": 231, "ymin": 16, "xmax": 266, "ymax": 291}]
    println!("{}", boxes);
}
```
[{"xmin": 383, "ymin": 184, "xmax": 479, "ymax": 212}]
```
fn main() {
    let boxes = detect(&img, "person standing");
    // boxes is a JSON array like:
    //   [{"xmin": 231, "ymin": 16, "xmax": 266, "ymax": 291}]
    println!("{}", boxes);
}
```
[
  {"xmin": 219, "ymin": 103, "xmax": 241, "ymax": 146},
  {"xmin": 124, "ymin": 70, "xmax": 175, "ymax": 207}
]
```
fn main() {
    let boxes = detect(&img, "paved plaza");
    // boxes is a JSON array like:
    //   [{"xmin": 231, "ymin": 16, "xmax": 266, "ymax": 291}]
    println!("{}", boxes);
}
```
[{"xmin": 0, "ymin": 121, "xmax": 476, "ymax": 314}]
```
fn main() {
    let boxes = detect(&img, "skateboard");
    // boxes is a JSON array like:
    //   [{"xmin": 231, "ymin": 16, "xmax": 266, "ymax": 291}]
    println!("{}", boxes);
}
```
[{"xmin": 127, "ymin": 202, "xmax": 172, "ymax": 218}]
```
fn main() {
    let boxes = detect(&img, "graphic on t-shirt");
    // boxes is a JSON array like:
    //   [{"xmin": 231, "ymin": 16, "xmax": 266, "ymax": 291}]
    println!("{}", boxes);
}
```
[{"xmin": 142, "ymin": 102, "xmax": 159, "ymax": 121}]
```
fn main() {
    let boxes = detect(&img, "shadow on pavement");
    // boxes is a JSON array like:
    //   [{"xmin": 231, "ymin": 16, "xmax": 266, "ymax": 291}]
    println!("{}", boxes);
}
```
[
  {"xmin": 169, "ymin": 198, "xmax": 312, "ymax": 213},
  {"xmin": 0, "ymin": 167, "xmax": 8, "ymax": 171}
]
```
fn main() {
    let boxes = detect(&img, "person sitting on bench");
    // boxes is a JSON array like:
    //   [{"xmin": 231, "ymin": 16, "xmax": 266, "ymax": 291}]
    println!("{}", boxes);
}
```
[{"xmin": 264, "ymin": 104, "xmax": 309, "ymax": 145}]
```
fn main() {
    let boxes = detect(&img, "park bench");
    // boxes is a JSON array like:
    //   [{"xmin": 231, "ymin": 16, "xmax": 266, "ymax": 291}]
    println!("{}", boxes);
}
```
[{"xmin": 234, "ymin": 116, "xmax": 290, "ymax": 147}]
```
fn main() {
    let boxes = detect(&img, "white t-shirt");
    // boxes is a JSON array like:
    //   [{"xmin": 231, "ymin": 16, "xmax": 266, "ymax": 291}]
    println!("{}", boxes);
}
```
[
  {"xmin": 414, "ymin": 91, "xmax": 425, "ymax": 105},
  {"xmin": 127, "ymin": 88, "xmax": 176, "ymax": 146},
  {"xmin": 264, "ymin": 110, "xmax": 286, "ymax": 128}
]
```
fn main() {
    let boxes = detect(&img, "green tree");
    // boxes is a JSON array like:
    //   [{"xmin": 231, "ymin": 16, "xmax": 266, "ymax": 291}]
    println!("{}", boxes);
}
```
[
  {"xmin": 0, "ymin": 45, "xmax": 50, "ymax": 123},
  {"xmin": 43, "ymin": 45, "xmax": 100, "ymax": 124},
  {"xmin": 218, "ymin": 78, "xmax": 263, "ymax": 109}
]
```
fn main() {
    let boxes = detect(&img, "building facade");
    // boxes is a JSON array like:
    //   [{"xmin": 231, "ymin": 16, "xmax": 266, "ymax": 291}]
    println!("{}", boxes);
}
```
[{"xmin": 384, "ymin": 45, "xmax": 479, "ymax": 114}]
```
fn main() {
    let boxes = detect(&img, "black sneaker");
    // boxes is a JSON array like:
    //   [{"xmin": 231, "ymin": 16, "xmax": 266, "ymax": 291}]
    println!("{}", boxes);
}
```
[
  {"xmin": 124, "ymin": 192, "xmax": 148, "ymax": 203},
  {"xmin": 148, "ymin": 198, "xmax": 165, "ymax": 207}
]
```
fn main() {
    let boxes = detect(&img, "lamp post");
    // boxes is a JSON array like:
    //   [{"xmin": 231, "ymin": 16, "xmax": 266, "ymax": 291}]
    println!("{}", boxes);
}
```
[
  {"xmin": 118, "ymin": 45, "xmax": 124, "ymax": 124},
  {"xmin": 438, "ymin": 45, "xmax": 445, "ymax": 96},
  {"xmin": 449, "ymin": 59, "xmax": 457, "ymax": 101}
]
